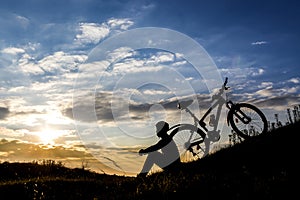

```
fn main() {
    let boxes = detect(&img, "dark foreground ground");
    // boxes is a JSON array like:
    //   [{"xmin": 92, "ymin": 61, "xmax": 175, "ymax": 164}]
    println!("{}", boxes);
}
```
[{"xmin": 0, "ymin": 121, "xmax": 299, "ymax": 199}]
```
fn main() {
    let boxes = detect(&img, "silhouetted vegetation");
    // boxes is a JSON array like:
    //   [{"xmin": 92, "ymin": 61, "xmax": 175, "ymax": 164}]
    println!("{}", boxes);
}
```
[{"xmin": 1, "ymin": 122, "xmax": 298, "ymax": 199}]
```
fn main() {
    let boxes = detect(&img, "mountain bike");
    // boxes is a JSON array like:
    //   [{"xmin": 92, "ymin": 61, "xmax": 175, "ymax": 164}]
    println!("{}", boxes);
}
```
[{"xmin": 169, "ymin": 77, "xmax": 268, "ymax": 162}]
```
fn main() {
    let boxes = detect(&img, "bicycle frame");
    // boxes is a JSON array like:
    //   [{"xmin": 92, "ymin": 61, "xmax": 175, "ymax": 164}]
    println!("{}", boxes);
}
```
[
  {"xmin": 198, "ymin": 92, "xmax": 227, "ymax": 133},
  {"xmin": 180, "ymin": 84, "xmax": 229, "ymax": 136}
]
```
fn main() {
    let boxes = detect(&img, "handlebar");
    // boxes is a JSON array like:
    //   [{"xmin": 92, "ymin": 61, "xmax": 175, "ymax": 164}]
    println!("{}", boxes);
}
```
[
  {"xmin": 211, "ymin": 77, "xmax": 230, "ymax": 101},
  {"xmin": 178, "ymin": 77, "xmax": 230, "ymax": 107}
]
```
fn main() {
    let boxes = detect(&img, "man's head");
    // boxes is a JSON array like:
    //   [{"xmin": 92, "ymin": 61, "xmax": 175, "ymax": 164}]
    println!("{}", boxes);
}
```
[{"xmin": 155, "ymin": 121, "xmax": 169, "ymax": 138}]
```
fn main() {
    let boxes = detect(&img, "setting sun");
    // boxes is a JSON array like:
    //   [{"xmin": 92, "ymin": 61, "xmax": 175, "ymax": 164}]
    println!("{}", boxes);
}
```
[{"xmin": 38, "ymin": 129, "xmax": 64, "ymax": 145}]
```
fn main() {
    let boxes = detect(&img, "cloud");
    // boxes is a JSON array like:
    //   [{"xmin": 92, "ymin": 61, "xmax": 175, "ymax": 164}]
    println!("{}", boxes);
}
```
[
  {"xmin": 105, "ymin": 47, "xmax": 135, "ymax": 63},
  {"xmin": 74, "ymin": 18, "xmax": 134, "ymax": 46},
  {"xmin": 0, "ymin": 12, "xmax": 31, "ymax": 37},
  {"xmin": 251, "ymin": 68, "xmax": 265, "ymax": 76},
  {"xmin": 19, "ymin": 51, "xmax": 87, "ymax": 75},
  {"xmin": 253, "ymin": 95, "xmax": 300, "ymax": 111},
  {"xmin": 258, "ymin": 82, "xmax": 273, "ymax": 89},
  {"xmin": 75, "ymin": 22, "xmax": 110, "ymax": 45},
  {"xmin": 14, "ymin": 14, "xmax": 30, "ymax": 29},
  {"xmin": 235, "ymin": 77, "xmax": 300, "ymax": 112},
  {"xmin": 1, "ymin": 47, "xmax": 25, "ymax": 55},
  {"xmin": 288, "ymin": 77, "xmax": 300, "ymax": 84},
  {"xmin": 64, "ymin": 91, "xmax": 116, "ymax": 123},
  {"xmin": 146, "ymin": 52, "xmax": 175, "ymax": 64},
  {"xmin": 107, "ymin": 18, "xmax": 134, "ymax": 30},
  {"xmin": 0, "ymin": 139, "xmax": 92, "ymax": 164},
  {"xmin": 255, "ymin": 83, "xmax": 299, "ymax": 98},
  {"xmin": 0, "ymin": 47, "xmax": 88, "ymax": 139},
  {"xmin": 65, "ymin": 89, "xmax": 211, "ymax": 126},
  {"xmin": 0, "ymin": 127, "xmax": 36, "ymax": 140},
  {"xmin": 69, "ymin": 47, "xmax": 214, "ymax": 127},
  {"xmin": 251, "ymin": 41, "xmax": 268, "ymax": 45},
  {"xmin": 219, "ymin": 67, "xmax": 265, "ymax": 82}
]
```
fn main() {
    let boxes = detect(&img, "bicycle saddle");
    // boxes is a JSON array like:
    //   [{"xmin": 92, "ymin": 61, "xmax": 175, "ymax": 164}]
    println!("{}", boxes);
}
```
[{"xmin": 177, "ymin": 99, "xmax": 193, "ymax": 109}]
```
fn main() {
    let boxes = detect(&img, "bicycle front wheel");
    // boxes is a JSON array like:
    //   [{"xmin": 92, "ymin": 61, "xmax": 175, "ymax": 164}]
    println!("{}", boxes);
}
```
[
  {"xmin": 170, "ymin": 124, "xmax": 208, "ymax": 163},
  {"xmin": 229, "ymin": 103, "xmax": 268, "ymax": 139}
]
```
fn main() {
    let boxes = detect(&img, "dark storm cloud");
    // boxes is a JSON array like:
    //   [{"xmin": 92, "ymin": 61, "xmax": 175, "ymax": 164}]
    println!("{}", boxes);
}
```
[
  {"xmin": 0, "ymin": 107, "xmax": 9, "ymax": 120},
  {"xmin": 128, "ymin": 94, "xmax": 211, "ymax": 114},
  {"xmin": 252, "ymin": 95, "xmax": 300, "ymax": 109},
  {"xmin": 62, "ymin": 91, "xmax": 115, "ymax": 122},
  {"xmin": 0, "ymin": 106, "xmax": 46, "ymax": 121},
  {"xmin": 64, "ymin": 92, "xmax": 115, "ymax": 123},
  {"xmin": 63, "ymin": 91, "xmax": 213, "ymax": 123}
]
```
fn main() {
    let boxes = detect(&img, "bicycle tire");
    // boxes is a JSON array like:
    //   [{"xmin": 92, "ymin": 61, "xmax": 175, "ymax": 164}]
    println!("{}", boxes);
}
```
[
  {"xmin": 169, "ymin": 124, "xmax": 208, "ymax": 163},
  {"xmin": 228, "ymin": 103, "xmax": 268, "ymax": 139}
]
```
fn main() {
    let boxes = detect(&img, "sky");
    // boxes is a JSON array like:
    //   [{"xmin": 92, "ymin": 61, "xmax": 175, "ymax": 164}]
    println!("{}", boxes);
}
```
[{"xmin": 0, "ymin": 0, "xmax": 299, "ymax": 175}]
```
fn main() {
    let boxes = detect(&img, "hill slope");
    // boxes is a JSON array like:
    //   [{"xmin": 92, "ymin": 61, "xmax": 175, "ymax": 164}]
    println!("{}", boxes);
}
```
[
  {"xmin": 140, "ymin": 121, "xmax": 298, "ymax": 199},
  {"xmin": 0, "ymin": 122, "xmax": 299, "ymax": 199}
]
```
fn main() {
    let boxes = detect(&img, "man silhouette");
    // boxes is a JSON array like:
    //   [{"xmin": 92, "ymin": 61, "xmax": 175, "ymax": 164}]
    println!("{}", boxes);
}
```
[{"xmin": 137, "ymin": 121, "xmax": 181, "ymax": 177}]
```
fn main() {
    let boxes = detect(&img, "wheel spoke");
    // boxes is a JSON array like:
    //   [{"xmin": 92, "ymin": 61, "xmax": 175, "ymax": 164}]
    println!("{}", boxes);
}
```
[{"xmin": 230, "ymin": 103, "xmax": 267, "ymax": 138}]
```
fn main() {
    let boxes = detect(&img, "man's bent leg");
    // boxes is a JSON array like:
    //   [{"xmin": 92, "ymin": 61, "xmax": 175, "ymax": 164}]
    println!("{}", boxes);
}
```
[{"xmin": 139, "ymin": 151, "xmax": 164, "ymax": 175}]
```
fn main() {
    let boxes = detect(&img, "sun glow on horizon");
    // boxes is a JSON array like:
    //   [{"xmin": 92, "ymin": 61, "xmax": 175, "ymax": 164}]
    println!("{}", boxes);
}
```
[{"xmin": 37, "ymin": 129, "xmax": 65, "ymax": 145}]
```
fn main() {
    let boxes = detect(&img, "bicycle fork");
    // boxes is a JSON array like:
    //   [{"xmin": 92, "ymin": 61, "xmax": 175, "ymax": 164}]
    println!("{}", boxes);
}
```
[{"xmin": 226, "ymin": 101, "xmax": 251, "ymax": 124}]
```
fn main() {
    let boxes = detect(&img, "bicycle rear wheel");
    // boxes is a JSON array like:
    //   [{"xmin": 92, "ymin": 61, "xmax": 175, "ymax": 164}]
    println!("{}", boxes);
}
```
[
  {"xmin": 229, "ymin": 103, "xmax": 268, "ymax": 139},
  {"xmin": 170, "ymin": 124, "xmax": 208, "ymax": 163}
]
